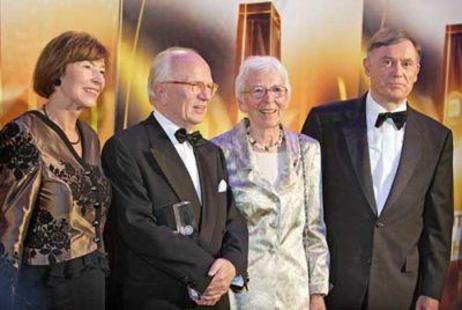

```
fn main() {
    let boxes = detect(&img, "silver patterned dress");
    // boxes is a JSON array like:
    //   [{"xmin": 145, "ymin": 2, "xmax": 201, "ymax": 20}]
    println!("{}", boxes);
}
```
[{"xmin": 213, "ymin": 119, "xmax": 329, "ymax": 310}]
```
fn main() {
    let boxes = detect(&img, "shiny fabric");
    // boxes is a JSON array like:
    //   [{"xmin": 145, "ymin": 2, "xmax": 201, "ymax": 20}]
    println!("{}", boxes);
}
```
[
  {"xmin": 0, "ymin": 111, "xmax": 111, "ymax": 273},
  {"xmin": 213, "ymin": 119, "xmax": 329, "ymax": 310}
]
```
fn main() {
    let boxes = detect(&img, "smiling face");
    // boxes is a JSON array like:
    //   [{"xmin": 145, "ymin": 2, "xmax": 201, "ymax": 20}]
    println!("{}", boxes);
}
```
[
  {"xmin": 239, "ymin": 69, "xmax": 290, "ymax": 130},
  {"xmin": 154, "ymin": 52, "xmax": 214, "ymax": 131},
  {"xmin": 364, "ymin": 39, "xmax": 420, "ymax": 108},
  {"xmin": 57, "ymin": 59, "xmax": 106, "ymax": 109}
]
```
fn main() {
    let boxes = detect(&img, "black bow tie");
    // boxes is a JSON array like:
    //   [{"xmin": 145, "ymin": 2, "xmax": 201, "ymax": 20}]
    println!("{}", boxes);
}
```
[
  {"xmin": 175, "ymin": 128, "xmax": 203, "ymax": 146},
  {"xmin": 375, "ymin": 111, "xmax": 407, "ymax": 130}
]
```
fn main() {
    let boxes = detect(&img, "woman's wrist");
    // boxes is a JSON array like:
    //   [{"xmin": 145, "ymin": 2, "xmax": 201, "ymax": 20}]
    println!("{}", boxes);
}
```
[{"xmin": 310, "ymin": 293, "xmax": 326, "ymax": 298}]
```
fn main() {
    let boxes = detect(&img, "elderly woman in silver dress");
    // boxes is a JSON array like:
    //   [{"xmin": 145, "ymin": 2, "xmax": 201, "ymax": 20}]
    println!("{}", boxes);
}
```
[{"xmin": 213, "ymin": 56, "xmax": 329, "ymax": 310}]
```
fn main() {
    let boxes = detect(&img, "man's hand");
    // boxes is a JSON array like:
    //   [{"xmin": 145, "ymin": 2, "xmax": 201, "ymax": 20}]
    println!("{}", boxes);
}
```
[
  {"xmin": 310, "ymin": 294, "xmax": 326, "ymax": 310},
  {"xmin": 415, "ymin": 296, "xmax": 439, "ymax": 310},
  {"xmin": 195, "ymin": 258, "xmax": 236, "ymax": 306}
]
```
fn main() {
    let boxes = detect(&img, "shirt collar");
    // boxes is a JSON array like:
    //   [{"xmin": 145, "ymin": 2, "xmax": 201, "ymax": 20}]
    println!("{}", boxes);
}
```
[
  {"xmin": 366, "ymin": 91, "xmax": 407, "ymax": 129},
  {"xmin": 153, "ymin": 110, "xmax": 181, "ymax": 146}
]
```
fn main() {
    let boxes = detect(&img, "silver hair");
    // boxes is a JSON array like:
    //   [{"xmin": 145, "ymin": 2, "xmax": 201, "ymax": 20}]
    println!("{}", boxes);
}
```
[
  {"xmin": 235, "ymin": 56, "xmax": 291, "ymax": 104},
  {"xmin": 147, "ymin": 46, "xmax": 199, "ymax": 105}
]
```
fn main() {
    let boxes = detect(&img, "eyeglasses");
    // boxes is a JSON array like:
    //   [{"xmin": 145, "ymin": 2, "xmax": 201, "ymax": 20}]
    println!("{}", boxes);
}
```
[
  {"xmin": 161, "ymin": 80, "xmax": 219, "ymax": 97},
  {"xmin": 242, "ymin": 85, "xmax": 288, "ymax": 99}
]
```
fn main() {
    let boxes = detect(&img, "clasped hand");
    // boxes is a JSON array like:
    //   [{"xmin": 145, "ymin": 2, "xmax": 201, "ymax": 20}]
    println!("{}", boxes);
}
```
[{"xmin": 195, "ymin": 258, "xmax": 236, "ymax": 306}]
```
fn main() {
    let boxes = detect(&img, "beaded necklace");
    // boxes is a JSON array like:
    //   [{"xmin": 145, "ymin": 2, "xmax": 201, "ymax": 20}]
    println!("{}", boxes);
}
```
[{"xmin": 245, "ymin": 120, "xmax": 284, "ymax": 152}]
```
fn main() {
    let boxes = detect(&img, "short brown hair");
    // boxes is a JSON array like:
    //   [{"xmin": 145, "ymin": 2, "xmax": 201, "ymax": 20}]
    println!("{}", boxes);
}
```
[
  {"xmin": 367, "ymin": 28, "xmax": 421, "ymax": 59},
  {"xmin": 33, "ymin": 31, "xmax": 109, "ymax": 98}
]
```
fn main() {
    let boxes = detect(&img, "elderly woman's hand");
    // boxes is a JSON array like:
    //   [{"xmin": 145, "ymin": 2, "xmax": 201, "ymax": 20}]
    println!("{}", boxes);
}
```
[{"xmin": 310, "ymin": 294, "xmax": 326, "ymax": 310}]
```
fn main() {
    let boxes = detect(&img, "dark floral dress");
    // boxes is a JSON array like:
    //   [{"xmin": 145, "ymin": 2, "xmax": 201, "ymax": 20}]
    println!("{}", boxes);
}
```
[{"xmin": 0, "ymin": 111, "xmax": 111, "ymax": 306}]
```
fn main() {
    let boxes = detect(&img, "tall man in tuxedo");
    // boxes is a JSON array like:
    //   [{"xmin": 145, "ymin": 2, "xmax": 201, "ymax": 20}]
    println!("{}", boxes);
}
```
[
  {"xmin": 302, "ymin": 28, "xmax": 454, "ymax": 310},
  {"xmin": 102, "ymin": 47, "xmax": 248, "ymax": 309}
]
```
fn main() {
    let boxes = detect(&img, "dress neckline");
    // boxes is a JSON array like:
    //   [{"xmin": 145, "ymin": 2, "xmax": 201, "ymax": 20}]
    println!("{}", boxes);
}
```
[{"xmin": 30, "ymin": 110, "xmax": 87, "ymax": 166}]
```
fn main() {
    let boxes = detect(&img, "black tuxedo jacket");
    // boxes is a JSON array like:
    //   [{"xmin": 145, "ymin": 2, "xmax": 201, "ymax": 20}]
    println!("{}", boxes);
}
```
[
  {"xmin": 102, "ymin": 115, "xmax": 248, "ymax": 310},
  {"xmin": 302, "ymin": 95, "xmax": 453, "ymax": 310}
]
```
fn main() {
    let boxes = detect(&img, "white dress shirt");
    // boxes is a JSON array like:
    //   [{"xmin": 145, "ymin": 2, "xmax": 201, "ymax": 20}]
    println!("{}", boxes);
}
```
[
  {"xmin": 153, "ymin": 111, "xmax": 202, "ymax": 203},
  {"xmin": 154, "ymin": 111, "xmax": 244, "ymax": 297},
  {"xmin": 366, "ymin": 92, "xmax": 406, "ymax": 215}
]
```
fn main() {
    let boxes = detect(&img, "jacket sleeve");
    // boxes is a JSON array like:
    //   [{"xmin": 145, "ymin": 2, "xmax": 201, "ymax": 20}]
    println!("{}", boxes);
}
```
[
  {"xmin": 418, "ymin": 130, "xmax": 454, "ymax": 299},
  {"xmin": 101, "ymin": 136, "xmax": 216, "ymax": 293},
  {"xmin": 0, "ymin": 121, "xmax": 41, "ymax": 308},
  {"xmin": 302, "ymin": 107, "xmax": 322, "ymax": 142},
  {"xmin": 217, "ymin": 148, "xmax": 249, "ymax": 283},
  {"xmin": 301, "ymin": 139, "xmax": 330, "ymax": 296}
]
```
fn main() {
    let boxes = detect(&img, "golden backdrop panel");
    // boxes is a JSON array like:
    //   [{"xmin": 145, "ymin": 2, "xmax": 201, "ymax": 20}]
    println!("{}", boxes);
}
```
[
  {"xmin": 280, "ymin": 0, "xmax": 364, "ymax": 129},
  {"xmin": 0, "ymin": 0, "xmax": 120, "ymax": 144},
  {"xmin": 118, "ymin": 0, "xmax": 364, "ymax": 137}
]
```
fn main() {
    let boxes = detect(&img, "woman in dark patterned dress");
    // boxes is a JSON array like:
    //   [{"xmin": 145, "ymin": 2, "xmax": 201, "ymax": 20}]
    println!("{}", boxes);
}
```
[{"xmin": 0, "ymin": 31, "xmax": 111, "ymax": 310}]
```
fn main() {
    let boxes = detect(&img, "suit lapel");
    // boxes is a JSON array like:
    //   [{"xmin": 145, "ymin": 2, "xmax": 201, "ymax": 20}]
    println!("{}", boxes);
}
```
[
  {"xmin": 193, "ymin": 145, "xmax": 217, "ymax": 245},
  {"xmin": 342, "ymin": 97, "xmax": 378, "ymax": 215},
  {"xmin": 381, "ymin": 107, "xmax": 422, "ymax": 215},
  {"xmin": 145, "ymin": 116, "xmax": 202, "ymax": 219}
]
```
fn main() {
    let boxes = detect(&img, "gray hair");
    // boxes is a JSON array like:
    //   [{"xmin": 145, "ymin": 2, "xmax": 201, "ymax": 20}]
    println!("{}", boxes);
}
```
[
  {"xmin": 368, "ymin": 28, "xmax": 421, "ymax": 59},
  {"xmin": 235, "ymin": 56, "xmax": 291, "ymax": 104},
  {"xmin": 147, "ymin": 46, "xmax": 199, "ymax": 105}
]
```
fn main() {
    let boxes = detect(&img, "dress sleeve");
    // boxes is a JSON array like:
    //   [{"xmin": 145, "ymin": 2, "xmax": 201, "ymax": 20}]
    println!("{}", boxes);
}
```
[
  {"xmin": 301, "ymin": 138, "xmax": 330, "ymax": 296},
  {"xmin": 0, "ymin": 121, "xmax": 42, "ymax": 307},
  {"xmin": 217, "ymin": 148, "xmax": 249, "ymax": 284}
]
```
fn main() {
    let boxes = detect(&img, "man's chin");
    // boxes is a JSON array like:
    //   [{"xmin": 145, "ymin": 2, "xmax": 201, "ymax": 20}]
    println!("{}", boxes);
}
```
[
  {"xmin": 189, "ymin": 116, "xmax": 206, "ymax": 126},
  {"xmin": 383, "ymin": 91, "xmax": 409, "ymax": 104}
]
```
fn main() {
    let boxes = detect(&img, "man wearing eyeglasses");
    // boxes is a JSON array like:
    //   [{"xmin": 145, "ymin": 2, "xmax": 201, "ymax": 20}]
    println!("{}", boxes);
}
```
[
  {"xmin": 102, "ymin": 47, "xmax": 248, "ymax": 309},
  {"xmin": 302, "ymin": 28, "xmax": 453, "ymax": 310}
]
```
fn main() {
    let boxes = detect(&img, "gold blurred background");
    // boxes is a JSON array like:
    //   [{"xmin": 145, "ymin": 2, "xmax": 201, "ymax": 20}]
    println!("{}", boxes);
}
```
[
  {"xmin": 0, "ymin": 0, "xmax": 120, "ymax": 143},
  {"xmin": 1, "ymin": 0, "xmax": 461, "ymax": 306}
]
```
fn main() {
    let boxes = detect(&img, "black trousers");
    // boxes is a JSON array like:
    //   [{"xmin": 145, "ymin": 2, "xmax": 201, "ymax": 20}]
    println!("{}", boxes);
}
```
[{"xmin": 14, "ymin": 251, "xmax": 107, "ymax": 310}]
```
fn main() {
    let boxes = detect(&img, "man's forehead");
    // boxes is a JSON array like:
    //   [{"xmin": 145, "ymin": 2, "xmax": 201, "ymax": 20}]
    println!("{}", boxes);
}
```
[
  {"xmin": 370, "ymin": 41, "xmax": 419, "ymax": 59},
  {"xmin": 168, "ymin": 58, "xmax": 212, "ymax": 82},
  {"xmin": 169, "ymin": 52, "xmax": 206, "ymax": 66}
]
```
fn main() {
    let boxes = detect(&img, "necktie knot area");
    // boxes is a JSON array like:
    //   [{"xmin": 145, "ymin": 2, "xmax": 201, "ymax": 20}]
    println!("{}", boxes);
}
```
[
  {"xmin": 175, "ymin": 128, "xmax": 204, "ymax": 146},
  {"xmin": 375, "ymin": 111, "xmax": 407, "ymax": 130}
]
